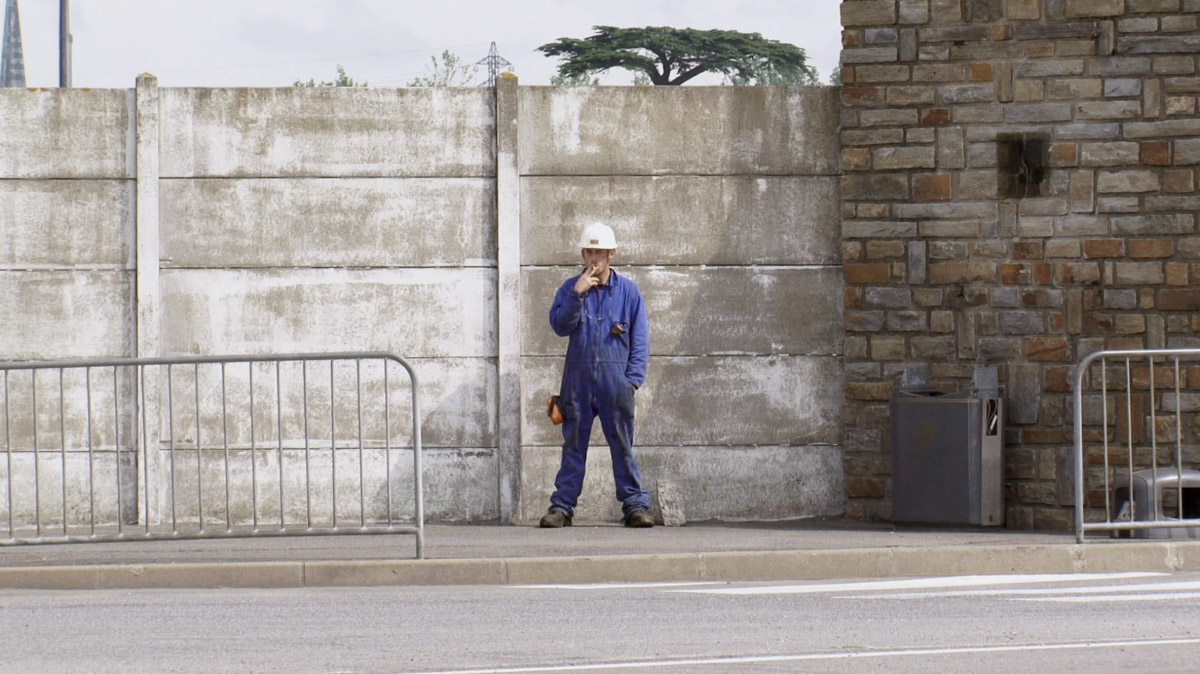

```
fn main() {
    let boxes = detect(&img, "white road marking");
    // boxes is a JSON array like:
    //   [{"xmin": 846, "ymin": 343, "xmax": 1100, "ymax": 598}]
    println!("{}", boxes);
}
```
[
  {"xmin": 850, "ymin": 580, "xmax": 1200, "ymax": 600},
  {"xmin": 1015, "ymin": 592, "xmax": 1200, "ymax": 603},
  {"xmin": 511, "ymin": 581, "xmax": 724, "ymax": 590},
  {"xmin": 390, "ymin": 637, "xmax": 1200, "ymax": 674},
  {"xmin": 669, "ymin": 572, "xmax": 1163, "ymax": 595}
]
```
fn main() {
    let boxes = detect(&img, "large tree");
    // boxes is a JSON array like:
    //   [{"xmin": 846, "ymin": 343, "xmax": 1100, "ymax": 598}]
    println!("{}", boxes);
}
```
[{"xmin": 538, "ymin": 26, "xmax": 818, "ymax": 86}]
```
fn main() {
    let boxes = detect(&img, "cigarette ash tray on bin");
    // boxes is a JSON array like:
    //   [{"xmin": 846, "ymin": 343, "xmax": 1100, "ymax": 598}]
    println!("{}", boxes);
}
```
[{"xmin": 889, "ymin": 366, "xmax": 1004, "ymax": 527}]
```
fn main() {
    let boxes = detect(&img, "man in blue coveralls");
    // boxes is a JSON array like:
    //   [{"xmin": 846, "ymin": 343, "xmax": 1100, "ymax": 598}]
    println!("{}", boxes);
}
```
[{"xmin": 539, "ymin": 222, "xmax": 654, "ymax": 528}]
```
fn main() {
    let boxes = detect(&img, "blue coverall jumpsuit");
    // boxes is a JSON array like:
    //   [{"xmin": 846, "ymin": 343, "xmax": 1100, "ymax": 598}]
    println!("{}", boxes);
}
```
[{"xmin": 548, "ymin": 269, "xmax": 651, "ymax": 518}]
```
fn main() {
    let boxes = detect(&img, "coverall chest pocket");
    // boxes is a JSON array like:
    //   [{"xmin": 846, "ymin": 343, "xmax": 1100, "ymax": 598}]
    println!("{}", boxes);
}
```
[{"xmin": 602, "ymin": 319, "xmax": 631, "ymax": 361}]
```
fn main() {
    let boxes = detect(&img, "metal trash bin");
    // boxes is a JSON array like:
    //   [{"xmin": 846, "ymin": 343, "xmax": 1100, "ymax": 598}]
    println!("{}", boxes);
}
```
[
  {"xmin": 890, "ymin": 367, "xmax": 1004, "ymax": 526},
  {"xmin": 1111, "ymin": 468, "xmax": 1200, "ymax": 539}
]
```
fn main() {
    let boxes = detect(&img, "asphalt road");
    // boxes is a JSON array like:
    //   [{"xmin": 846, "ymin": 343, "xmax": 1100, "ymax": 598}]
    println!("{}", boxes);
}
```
[{"xmin": 3, "ymin": 571, "xmax": 1200, "ymax": 673}]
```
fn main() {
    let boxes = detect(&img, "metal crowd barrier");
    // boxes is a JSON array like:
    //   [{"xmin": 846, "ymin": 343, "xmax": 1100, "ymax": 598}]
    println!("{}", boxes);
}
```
[
  {"xmin": 1073, "ymin": 348, "xmax": 1200, "ymax": 543},
  {"xmin": 0, "ymin": 353, "xmax": 424, "ymax": 558}
]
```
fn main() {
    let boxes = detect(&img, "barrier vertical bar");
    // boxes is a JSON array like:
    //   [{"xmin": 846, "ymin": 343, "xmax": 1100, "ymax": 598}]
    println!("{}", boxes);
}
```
[
  {"xmin": 1174, "ymin": 358, "xmax": 1184, "ymax": 517},
  {"xmin": 1101, "ymin": 363, "xmax": 1110, "ymax": 521},
  {"xmin": 275, "ymin": 361, "xmax": 283, "ymax": 528},
  {"xmin": 4, "ymin": 371, "xmax": 11, "ymax": 537},
  {"xmin": 85, "ymin": 367, "xmax": 94, "ymax": 535},
  {"xmin": 302, "ymin": 362, "xmax": 311, "ymax": 528},
  {"xmin": 330, "ymin": 359, "xmax": 337, "ymax": 528},
  {"xmin": 167, "ymin": 364, "xmax": 176, "ymax": 531},
  {"xmin": 194, "ymin": 363, "xmax": 203, "ymax": 531},
  {"xmin": 114, "ymin": 367, "xmax": 122, "ymax": 534},
  {"xmin": 1148, "ymin": 355, "xmax": 1159, "ymax": 521},
  {"xmin": 221, "ymin": 362, "xmax": 231, "ymax": 531},
  {"xmin": 411, "ymin": 361, "xmax": 423, "ymax": 558},
  {"xmin": 249, "ymin": 363, "xmax": 258, "ymax": 530},
  {"xmin": 356, "ymin": 359, "xmax": 364, "ymax": 526},
  {"xmin": 384, "ymin": 359, "xmax": 392, "ymax": 526},
  {"xmin": 32, "ymin": 370, "xmax": 40, "ymax": 536},
  {"xmin": 58, "ymin": 370, "xmax": 67, "ymax": 535},
  {"xmin": 1124, "ymin": 359, "xmax": 1134, "ymax": 522}
]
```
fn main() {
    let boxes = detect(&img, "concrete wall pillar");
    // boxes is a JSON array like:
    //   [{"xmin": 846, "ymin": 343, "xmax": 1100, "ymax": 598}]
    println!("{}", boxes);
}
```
[
  {"xmin": 133, "ymin": 73, "xmax": 161, "ymax": 524},
  {"xmin": 495, "ymin": 74, "xmax": 522, "ymax": 522},
  {"xmin": 134, "ymin": 73, "xmax": 160, "ymax": 358}
]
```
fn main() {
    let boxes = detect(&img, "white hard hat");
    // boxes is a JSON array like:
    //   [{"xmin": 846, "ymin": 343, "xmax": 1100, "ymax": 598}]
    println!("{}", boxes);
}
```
[{"xmin": 578, "ymin": 222, "xmax": 617, "ymax": 250}]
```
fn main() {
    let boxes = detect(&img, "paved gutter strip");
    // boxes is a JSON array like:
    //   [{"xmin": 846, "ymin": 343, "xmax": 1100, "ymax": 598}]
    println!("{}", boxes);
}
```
[
  {"xmin": 3, "ymin": 542, "xmax": 1200, "ymax": 590},
  {"xmin": 302, "ymin": 559, "xmax": 507, "ymax": 587},
  {"xmin": 502, "ymin": 553, "xmax": 703, "ymax": 586},
  {"xmin": 0, "ymin": 565, "xmax": 103, "ymax": 591},
  {"xmin": 1080, "ymin": 542, "xmax": 1200, "ymax": 573}
]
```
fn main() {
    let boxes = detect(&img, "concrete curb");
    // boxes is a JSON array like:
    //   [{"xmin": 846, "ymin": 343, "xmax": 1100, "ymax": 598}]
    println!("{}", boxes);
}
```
[{"xmin": 4, "ymin": 541, "xmax": 1200, "ymax": 590}]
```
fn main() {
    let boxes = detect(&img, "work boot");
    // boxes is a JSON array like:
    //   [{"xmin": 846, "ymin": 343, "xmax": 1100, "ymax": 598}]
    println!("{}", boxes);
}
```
[
  {"xmin": 624, "ymin": 509, "xmax": 654, "ymax": 528},
  {"xmin": 539, "ymin": 509, "xmax": 572, "ymax": 528}
]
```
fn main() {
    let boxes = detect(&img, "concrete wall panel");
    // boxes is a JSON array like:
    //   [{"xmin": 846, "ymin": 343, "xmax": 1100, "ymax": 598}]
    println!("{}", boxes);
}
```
[
  {"xmin": 519, "ymin": 444, "xmax": 843, "ymax": 523},
  {"xmin": 419, "ymin": 448, "xmax": 499, "ymax": 522},
  {"xmin": 522, "ymin": 266, "xmax": 843, "ymax": 356},
  {"xmin": 398, "ymin": 358, "xmax": 496, "ymax": 449},
  {"xmin": 141, "ymin": 356, "xmax": 494, "ymax": 451},
  {"xmin": 520, "ymin": 176, "xmax": 841, "ymax": 266},
  {"xmin": 144, "ymin": 446, "xmax": 497, "ymax": 525},
  {"xmin": 159, "ymin": 268, "xmax": 497, "ymax": 359},
  {"xmin": 161, "ymin": 178, "xmax": 496, "ymax": 268},
  {"xmin": 0, "ymin": 180, "xmax": 134, "ymax": 267},
  {"xmin": 160, "ymin": 88, "xmax": 495, "ymax": 178},
  {"xmin": 1, "ymin": 370, "xmax": 134, "ymax": 454},
  {"xmin": 0, "ymin": 272, "xmax": 131, "ymax": 359},
  {"xmin": 519, "ymin": 86, "xmax": 840, "ymax": 176},
  {"xmin": 522, "ymin": 355, "xmax": 842, "ymax": 447},
  {"xmin": 0, "ymin": 89, "xmax": 132, "ymax": 179},
  {"xmin": 1, "ymin": 452, "xmax": 125, "ymax": 525},
  {"xmin": 0, "ymin": 447, "xmax": 498, "ymax": 531}
]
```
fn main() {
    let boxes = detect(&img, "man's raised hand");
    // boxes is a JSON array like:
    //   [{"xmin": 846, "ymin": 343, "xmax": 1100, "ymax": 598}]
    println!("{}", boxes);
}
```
[{"xmin": 573, "ymin": 264, "xmax": 600, "ymax": 295}]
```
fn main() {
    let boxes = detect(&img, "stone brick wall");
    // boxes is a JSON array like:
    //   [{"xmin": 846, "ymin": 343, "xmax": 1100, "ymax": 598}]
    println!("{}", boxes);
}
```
[{"xmin": 839, "ymin": 0, "xmax": 1200, "ymax": 529}]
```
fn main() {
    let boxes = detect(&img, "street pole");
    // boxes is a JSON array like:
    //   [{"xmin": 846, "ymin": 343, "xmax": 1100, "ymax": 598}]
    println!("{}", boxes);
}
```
[{"xmin": 59, "ymin": 0, "xmax": 70, "ymax": 87}]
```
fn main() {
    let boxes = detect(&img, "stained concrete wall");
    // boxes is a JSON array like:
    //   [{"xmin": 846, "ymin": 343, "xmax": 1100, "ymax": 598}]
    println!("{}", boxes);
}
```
[
  {"xmin": 0, "ymin": 89, "xmax": 135, "ymax": 360},
  {"xmin": 0, "ymin": 78, "xmax": 844, "ymax": 525},
  {"xmin": 153, "ymin": 84, "xmax": 501, "ymax": 522},
  {"xmin": 515, "ymin": 85, "xmax": 844, "ymax": 523}
]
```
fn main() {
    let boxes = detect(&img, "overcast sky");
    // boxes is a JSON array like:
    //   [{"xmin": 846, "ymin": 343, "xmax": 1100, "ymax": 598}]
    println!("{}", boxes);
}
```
[{"xmin": 10, "ymin": 0, "xmax": 842, "ymax": 88}]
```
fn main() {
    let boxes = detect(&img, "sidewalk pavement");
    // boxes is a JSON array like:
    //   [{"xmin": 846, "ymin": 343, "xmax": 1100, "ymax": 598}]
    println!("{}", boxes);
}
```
[{"xmin": 2, "ymin": 518, "xmax": 1199, "ymax": 591}]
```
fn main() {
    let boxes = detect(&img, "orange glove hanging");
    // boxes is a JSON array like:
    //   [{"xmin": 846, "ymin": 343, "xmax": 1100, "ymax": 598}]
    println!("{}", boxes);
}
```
[{"xmin": 546, "ymin": 395, "xmax": 563, "ymax": 425}]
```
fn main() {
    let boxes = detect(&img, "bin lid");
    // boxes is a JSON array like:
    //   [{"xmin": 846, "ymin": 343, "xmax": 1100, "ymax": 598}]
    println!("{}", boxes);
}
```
[
  {"xmin": 892, "ymin": 387, "xmax": 973, "ymax": 400},
  {"xmin": 1114, "ymin": 468, "xmax": 1200, "ymax": 488}
]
